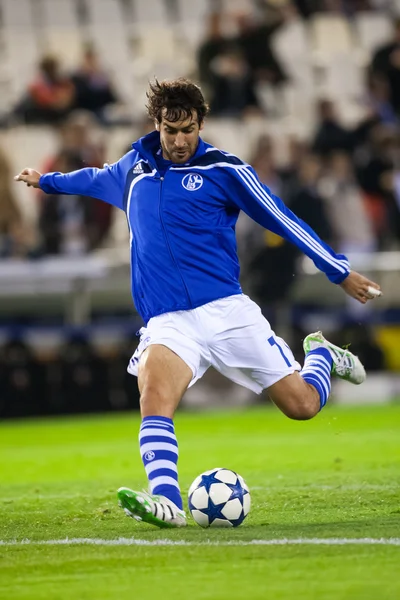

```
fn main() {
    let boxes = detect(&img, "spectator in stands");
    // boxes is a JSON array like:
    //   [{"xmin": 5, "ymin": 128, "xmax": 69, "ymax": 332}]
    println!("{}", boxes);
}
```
[
  {"xmin": 40, "ymin": 112, "xmax": 112, "ymax": 246},
  {"xmin": 319, "ymin": 151, "xmax": 377, "ymax": 254},
  {"xmin": 71, "ymin": 47, "xmax": 118, "ymax": 123},
  {"xmin": 207, "ymin": 45, "xmax": 261, "ymax": 117},
  {"xmin": 287, "ymin": 153, "xmax": 334, "ymax": 244},
  {"xmin": 366, "ymin": 70, "xmax": 398, "ymax": 127},
  {"xmin": 354, "ymin": 124, "xmax": 400, "ymax": 247},
  {"xmin": 250, "ymin": 134, "xmax": 283, "ymax": 195},
  {"xmin": 280, "ymin": 137, "xmax": 310, "ymax": 201},
  {"xmin": 371, "ymin": 18, "xmax": 400, "ymax": 116},
  {"xmin": 290, "ymin": 0, "xmax": 319, "ymax": 18},
  {"xmin": 14, "ymin": 56, "xmax": 75, "ymax": 125},
  {"xmin": 312, "ymin": 99, "xmax": 352, "ymax": 157},
  {"xmin": 42, "ymin": 111, "xmax": 105, "ymax": 172},
  {"xmin": 237, "ymin": 134, "xmax": 281, "ymax": 271},
  {"xmin": 197, "ymin": 12, "xmax": 229, "ymax": 91},
  {"xmin": 38, "ymin": 150, "xmax": 109, "ymax": 256},
  {"xmin": 234, "ymin": 8, "xmax": 286, "ymax": 87},
  {"xmin": 240, "ymin": 133, "xmax": 297, "ymax": 307},
  {"xmin": 0, "ymin": 148, "xmax": 31, "ymax": 257}
]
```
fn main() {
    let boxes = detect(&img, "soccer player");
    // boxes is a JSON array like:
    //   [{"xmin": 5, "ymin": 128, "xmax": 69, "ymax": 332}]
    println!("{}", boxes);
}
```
[{"xmin": 15, "ymin": 78, "xmax": 381, "ymax": 529}]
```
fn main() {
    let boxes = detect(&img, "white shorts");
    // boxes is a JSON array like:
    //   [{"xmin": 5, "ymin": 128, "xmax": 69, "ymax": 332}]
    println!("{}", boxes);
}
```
[{"xmin": 128, "ymin": 294, "xmax": 301, "ymax": 394}]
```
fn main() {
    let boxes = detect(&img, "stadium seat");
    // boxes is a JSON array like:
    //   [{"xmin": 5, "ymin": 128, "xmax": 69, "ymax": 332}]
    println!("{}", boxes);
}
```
[
  {"xmin": 273, "ymin": 19, "xmax": 314, "ymax": 95},
  {"xmin": 40, "ymin": 0, "xmax": 83, "ymax": 67},
  {"xmin": 273, "ymin": 18, "xmax": 310, "ymax": 66},
  {"xmin": 355, "ymin": 12, "xmax": 393, "ymax": 56},
  {"xmin": 40, "ymin": 0, "xmax": 81, "ymax": 28},
  {"xmin": 41, "ymin": 31, "xmax": 84, "ymax": 69},
  {"xmin": 176, "ymin": 0, "xmax": 210, "ymax": 24},
  {"xmin": 174, "ymin": 0, "xmax": 210, "ymax": 49},
  {"xmin": 131, "ymin": 0, "xmax": 170, "ymax": 25},
  {"xmin": 132, "ymin": 28, "xmax": 177, "ymax": 63},
  {"xmin": 310, "ymin": 14, "xmax": 355, "ymax": 64},
  {"xmin": 282, "ymin": 84, "xmax": 316, "ymax": 135},
  {"xmin": 205, "ymin": 118, "xmax": 251, "ymax": 160},
  {"xmin": 106, "ymin": 126, "xmax": 138, "ymax": 163},
  {"xmin": 0, "ymin": 0, "xmax": 36, "ymax": 29},
  {"xmin": 85, "ymin": 0, "xmax": 132, "ymax": 72},
  {"xmin": 0, "ymin": 0, "xmax": 39, "ymax": 101},
  {"xmin": 322, "ymin": 54, "xmax": 364, "ymax": 102},
  {"xmin": 84, "ymin": 0, "xmax": 126, "ymax": 26}
]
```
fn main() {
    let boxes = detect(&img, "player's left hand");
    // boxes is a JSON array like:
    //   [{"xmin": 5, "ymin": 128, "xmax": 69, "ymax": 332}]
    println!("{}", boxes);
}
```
[{"xmin": 340, "ymin": 270, "xmax": 382, "ymax": 304}]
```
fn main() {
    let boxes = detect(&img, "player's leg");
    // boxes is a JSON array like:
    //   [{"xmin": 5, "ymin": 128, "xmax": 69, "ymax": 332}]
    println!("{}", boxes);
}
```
[
  {"xmin": 267, "ymin": 368, "xmax": 328, "ymax": 420},
  {"xmin": 207, "ymin": 295, "xmax": 365, "ymax": 420},
  {"xmin": 268, "ymin": 330, "xmax": 366, "ymax": 419},
  {"xmin": 118, "ymin": 344, "xmax": 193, "ymax": 527},
  {"xmin": 118, "ymin": 310, "xmax": 210, "ymax": 528},
  {"xmin": 138, "ymin": 343, "xmax": 192, "ymax": 418},
  {"xmin": 137, "ymin": 344, "xmax": 192, "ymax": 508}
]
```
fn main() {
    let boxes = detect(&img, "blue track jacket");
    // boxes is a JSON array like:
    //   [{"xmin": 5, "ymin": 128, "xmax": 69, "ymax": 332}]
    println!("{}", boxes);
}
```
[{"xmin": 40, "ymin": 131, "xmax": 350, "ymax": 323}]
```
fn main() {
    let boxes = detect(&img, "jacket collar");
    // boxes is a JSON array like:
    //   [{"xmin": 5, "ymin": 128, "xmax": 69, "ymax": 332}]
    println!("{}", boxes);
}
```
[{"xmin": 132, "ymin": 130, "xmax": 207, "ymax": 167}]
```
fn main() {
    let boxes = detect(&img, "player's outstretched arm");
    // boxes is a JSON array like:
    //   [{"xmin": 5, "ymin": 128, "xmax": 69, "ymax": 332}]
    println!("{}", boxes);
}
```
[
  {"xmin": 229, "ymin": 164, "xmax": 382, "ymax": 303},
  {"xmin": 14, "ymin": 158, "xmax": 130, "ymax": 210},
  {"xmin": 14, "ymin": 168, "xmax": 41, "ymax": 188},
  {"xmin": 340, "ymin": 270, "xmax": 382, "ymax": 304}
]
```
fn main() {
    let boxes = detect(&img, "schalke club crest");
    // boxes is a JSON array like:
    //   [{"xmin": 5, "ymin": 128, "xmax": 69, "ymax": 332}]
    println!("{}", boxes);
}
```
[{"xmin": 182, "ymin": 173, "xmax": 203, "ymax": 191}]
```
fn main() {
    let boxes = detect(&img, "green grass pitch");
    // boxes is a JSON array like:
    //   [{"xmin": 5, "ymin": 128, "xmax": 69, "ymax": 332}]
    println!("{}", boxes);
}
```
[{"xmin": 1, "ymin": 403, "xmax": 399, "ymax": 600}]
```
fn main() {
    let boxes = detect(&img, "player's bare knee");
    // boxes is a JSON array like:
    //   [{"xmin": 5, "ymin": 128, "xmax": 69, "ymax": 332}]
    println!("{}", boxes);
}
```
[
  {"xmin": 283, "ymin": 392, "xmax": 319, "ymax": 421},
  {"xmin": 140, "ymin": 384, "xmax": 171, "ymax": 416}
]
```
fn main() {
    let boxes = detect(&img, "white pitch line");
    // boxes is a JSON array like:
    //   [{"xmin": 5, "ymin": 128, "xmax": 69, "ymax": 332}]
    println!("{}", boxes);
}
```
[{"xmin": 0, "ymin": 538, "xmax": 400, "ymax": 547}]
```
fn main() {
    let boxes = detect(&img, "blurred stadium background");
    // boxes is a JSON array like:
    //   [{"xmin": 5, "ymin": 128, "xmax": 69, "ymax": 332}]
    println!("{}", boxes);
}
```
[{"xmin": 1, "ymin": 0, "xmax": 400, "ymax": 418}]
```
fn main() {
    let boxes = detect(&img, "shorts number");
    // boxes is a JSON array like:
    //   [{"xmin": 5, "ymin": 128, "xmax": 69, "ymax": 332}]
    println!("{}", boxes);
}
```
[{"xmin": 268, "ymin": 336, "xmax": 292, "ymax": 367}]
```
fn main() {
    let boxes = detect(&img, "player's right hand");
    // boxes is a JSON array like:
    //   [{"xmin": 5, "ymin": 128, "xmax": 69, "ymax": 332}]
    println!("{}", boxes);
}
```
[{"xmin": 14, "ymin": 168, "xmax": 42, "ymax": 188}]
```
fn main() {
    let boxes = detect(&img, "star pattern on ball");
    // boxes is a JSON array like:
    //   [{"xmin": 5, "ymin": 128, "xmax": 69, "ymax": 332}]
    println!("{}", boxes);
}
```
[
  {"xmin": 196, "ymin": 470, "xmax": 249, "ymax": 526},
  {"xmin": 199, "ymin": 471, "xmax": 248, "ymax": 500}
]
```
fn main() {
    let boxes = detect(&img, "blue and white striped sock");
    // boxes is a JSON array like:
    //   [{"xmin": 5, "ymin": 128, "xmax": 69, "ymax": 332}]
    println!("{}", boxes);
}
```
[
  {"xmin": 139, "ymin": 416, "xmax": 182, "ymax": 510},
  {"xmin": 301, "ymin": 348, "xmax": 333, "ymax": 410}
]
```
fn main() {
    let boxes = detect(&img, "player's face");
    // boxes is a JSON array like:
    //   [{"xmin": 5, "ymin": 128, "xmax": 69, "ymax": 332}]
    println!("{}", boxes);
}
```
[{"xmin": 158, "ymin": 110, "xmax": 203, "ymax": 164}]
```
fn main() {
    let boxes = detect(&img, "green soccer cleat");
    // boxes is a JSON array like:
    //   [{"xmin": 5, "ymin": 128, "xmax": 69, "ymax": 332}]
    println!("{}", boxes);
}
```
[
  {"xmin": 303, "ymin": 331, "xmax": 366, "ymax": 385},
  {"xmin": 117, "ymin": 487, "xmax": 187, "ymax": 529}
]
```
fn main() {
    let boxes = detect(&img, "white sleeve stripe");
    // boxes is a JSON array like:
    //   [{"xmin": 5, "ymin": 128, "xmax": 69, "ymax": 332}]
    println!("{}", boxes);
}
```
[
  {"xmin": 126, "ymin": 170, "xmax": 157, "ymax": 245},
  {"xmin": 205, "ymin": 147, "xmax": 240, "ymax": 158},
  {"xmin": 242, "ymin": 167, "xmax": 349, "ymax": 270},
  {"xmin": 169, "ymin": 160, "xmax": 349, "ymax": 273},
  {"xmin": 170, "ymin": 162, "xmax": 250, "ymax": 171},
  {"xmin": 238, "ymin": 168, "xmax": 349, "ymax": 274},
  {"xmin": 239, "ymin": 168, "xmax": 344, "ymax": 271},
  {"xmin": 240, "ymin": 167, "xmax": 349, "ymax": 273}
]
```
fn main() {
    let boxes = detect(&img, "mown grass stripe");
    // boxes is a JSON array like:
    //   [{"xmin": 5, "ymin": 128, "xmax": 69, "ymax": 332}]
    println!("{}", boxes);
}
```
[{"xmin": 1, "ymin": 538, "xmax": 400, "ymax": 547}]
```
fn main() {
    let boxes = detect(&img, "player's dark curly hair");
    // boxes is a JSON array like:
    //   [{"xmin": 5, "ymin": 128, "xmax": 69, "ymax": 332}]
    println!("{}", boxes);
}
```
[{"xmin": 146, "ymin": 78, "xmax": 210, "ymax": 124}]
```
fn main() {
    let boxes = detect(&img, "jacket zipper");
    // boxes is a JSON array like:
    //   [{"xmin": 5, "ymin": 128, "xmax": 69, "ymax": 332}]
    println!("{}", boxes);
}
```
[
  {"xmin": 158, "ymin": 174, "xmax": 192, "ymax": 307},
  {"xmin": 130, "ymin": 229, "xmax": 144, "ymax": 303}
]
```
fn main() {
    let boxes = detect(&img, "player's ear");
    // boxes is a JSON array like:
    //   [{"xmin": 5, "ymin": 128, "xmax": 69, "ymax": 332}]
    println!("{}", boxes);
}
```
[{"xmin": 199, "ymin": 120, "xmax": 205, "ymax": 132}]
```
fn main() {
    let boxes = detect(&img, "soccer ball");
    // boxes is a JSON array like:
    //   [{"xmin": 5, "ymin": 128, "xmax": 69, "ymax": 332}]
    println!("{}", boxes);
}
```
[{"xmin": 188, "ymin": 468, "xmax": 251, "ymax": 528}]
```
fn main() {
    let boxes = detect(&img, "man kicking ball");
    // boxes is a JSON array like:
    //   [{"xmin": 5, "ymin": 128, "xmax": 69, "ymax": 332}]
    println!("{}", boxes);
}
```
[{"xmin": 15, "ymin": 78, "xmax": 381, "ymax": 528}]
